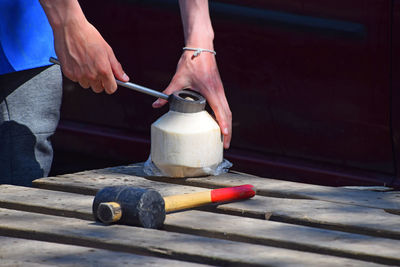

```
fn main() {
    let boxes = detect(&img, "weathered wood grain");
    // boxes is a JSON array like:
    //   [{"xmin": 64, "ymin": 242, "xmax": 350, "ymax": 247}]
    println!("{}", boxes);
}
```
[
  {"xmin": 1, "ymin": 260, "xmax": 50, "ymax": 267},
  {"xmin": 1, "ymin": 185, "xmax": 399, "ymax": 265},
  {"xmin": 33, "ymin": 169, "xmax": 207, "ymax": 196},
  {"xmin": 69, "ymin": 163, "xmax": 400, "ymax": 213},
  {"xmin": 212, "ymin": 196, "xmax": 400, "ymax": 239},
  {"xmin": 165, "ymin": 211, "xmax": 400, "ymax": 266},
  {"xmin": 0, "ymin": 185, "xmax": 93, "ymax": 220},
  {"xmin": 0, "ymin": 208, "xmax": 384, "ymax": 267},
  {"xmin": 0, "ymin": 236, "xmax": 206, "ymax": 266},
  {"xmin": 32, "ymin": 170, "xmax": 400, "ymax": 239}
]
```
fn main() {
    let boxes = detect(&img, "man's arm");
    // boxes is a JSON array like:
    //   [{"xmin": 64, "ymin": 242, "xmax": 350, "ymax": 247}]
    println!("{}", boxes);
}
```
[
  {"xmin": 39, "ymin": 0, "xmax": 129, "ymax": 94},
  {"xmin": 153, "ymin": 0, "xmax": 232, "ymax": 149}
]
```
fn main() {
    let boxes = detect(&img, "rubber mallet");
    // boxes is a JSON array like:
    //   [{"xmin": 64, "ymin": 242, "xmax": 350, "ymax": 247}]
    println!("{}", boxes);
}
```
[{"xmin": 92, "ymin": 184, "xmax": 256, "ymax": 229}]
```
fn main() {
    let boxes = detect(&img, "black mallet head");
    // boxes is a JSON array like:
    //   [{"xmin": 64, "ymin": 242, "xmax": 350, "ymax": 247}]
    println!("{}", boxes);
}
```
[{"xmin": 92, "ymin": 186, "xmax": 166, "ymax": 229}]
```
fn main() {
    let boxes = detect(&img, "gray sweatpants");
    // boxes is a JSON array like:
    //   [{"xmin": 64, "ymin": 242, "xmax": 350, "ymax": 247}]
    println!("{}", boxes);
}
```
[{"xmin": 0, "ymin": 65, "xmax": 62, "ymax": 186}]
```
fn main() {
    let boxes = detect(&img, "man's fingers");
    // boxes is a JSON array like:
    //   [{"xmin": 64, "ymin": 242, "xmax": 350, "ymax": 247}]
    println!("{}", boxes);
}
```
[
  {"xmin": 153, "ymin": 75, "xmax": 185, "ymax": 108},
  {"xmin": 102, "ymin": 65, "xmax": 118, "ymax": 94},
  {"xmin": 206, "ymin": 93, "xmax": 232, "ymax": 149},
  {"xmin": 61, "ymin": 66, "xmax": 78, "ymax": 83},
  {"xmin": 222, "ymin": 123, "xmax": 232, "ymax": 149},
  {"xmin": 79, "ymin": 79, "xmax": 90, "ymax": 89},
  {"xmin": 108, "ymin": 48, "xmax": 129, "ymax": 82},
  {"xmin": 152, "ymin": 98, "xmax": 167, "ymax": 108},
  {"xmin": 90, "ymin": 79, "xmax": 104, "ymax": 93},
  {"xmin": 216, "ymin": 111, "xmax": 232, "ymax": 149}
]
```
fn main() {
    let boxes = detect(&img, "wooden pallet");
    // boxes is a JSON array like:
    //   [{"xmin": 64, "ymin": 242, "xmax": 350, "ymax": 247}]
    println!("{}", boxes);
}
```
[{"xmin": 0, "ymin": 163, "xmax": 399, "ymax": 266}]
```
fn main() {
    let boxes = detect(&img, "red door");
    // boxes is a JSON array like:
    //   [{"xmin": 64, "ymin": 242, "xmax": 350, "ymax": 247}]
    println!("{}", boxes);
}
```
[
  {"xmin": 55, "ymin": 0, "xmax": 398, "ymax": 187},
  {"xmin": 215, "ymin": 0, "xmax": 394, "ymax": 185}
]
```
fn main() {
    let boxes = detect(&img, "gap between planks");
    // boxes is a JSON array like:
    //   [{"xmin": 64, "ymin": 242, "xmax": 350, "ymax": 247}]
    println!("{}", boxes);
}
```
[
  {"xmin": 0, "ymin": 236, "xmax": 207, "ymax": 266},
  {"xmin": 37, "ymin": 163, "xmax": 400, "ymax": 213},
  {"xmin": 32, "ymin": 171, "xmax": 400, "ymax": 240},
  {"xmin": 0, "ymin": 208, "xmax": 387, "ymax": 267},
  {"xmin": 1, "ymin": 185, "xmax": 400, "ymax": 266}
]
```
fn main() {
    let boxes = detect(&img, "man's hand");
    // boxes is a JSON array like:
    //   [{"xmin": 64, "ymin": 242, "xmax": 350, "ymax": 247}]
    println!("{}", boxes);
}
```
[
  {"xmin": 153, "ymin": 0, "xmax": 232, "ymax": 149},
  {"xmin": 153, "ymin": 51, "xmax": 232, "ymax": 149},
  {"xmin": 40, "ymin": 0, "xmax": 129, "ymax": 94}
]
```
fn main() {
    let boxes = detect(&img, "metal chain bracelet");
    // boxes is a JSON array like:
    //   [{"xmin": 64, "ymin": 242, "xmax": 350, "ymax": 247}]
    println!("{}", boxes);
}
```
[{"xmin": 183, "ymin": 47, "xmax": 216, "ymax": 57}]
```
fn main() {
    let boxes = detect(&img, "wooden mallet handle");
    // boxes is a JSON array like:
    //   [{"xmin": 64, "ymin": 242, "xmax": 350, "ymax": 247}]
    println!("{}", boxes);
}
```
[{"xmin": 164, "ymin": 184, "xmax": 256, "ymax": 212}]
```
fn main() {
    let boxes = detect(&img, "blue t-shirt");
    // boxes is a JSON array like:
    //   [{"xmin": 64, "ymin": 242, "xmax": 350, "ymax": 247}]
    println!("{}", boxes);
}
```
[{"xmin": 0, "ymin": 0, "xmax": 56, "ymax": 75}]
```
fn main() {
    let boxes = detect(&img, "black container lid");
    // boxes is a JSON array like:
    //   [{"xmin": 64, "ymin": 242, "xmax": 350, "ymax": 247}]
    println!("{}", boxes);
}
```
[{"xmin": 169, "ymin": 89, "xmax": 206, "ymax": 113}]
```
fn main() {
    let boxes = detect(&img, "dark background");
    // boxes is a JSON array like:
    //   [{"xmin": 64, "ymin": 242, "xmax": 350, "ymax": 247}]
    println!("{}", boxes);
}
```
[{"xmin": 50, "ymin": 0, "xmax": 400, "ymax": 188}]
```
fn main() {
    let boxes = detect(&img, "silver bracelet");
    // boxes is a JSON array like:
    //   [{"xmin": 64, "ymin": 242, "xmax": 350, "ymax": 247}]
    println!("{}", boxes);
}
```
[{"xmin": 183, "ymin": 47, "xmax": 216, "ymax": 57}]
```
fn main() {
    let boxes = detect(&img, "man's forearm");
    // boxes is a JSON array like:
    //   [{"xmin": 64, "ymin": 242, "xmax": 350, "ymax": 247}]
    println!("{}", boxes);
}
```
[
  {"xmin": 39, "ymin": 0, "xmax": 129, "ymax": 93},
  {"xmin": 39, "ymin": 0, "xmax": 86, "ymax": 31},
  {"xmin": 179, "ymin": 0, "xmax": 214, "ymax": 49}
]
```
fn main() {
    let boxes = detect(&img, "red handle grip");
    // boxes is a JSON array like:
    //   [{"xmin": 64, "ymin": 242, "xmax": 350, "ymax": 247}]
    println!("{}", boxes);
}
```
[{"xmin": 210, "ymin": 184, "xmax": 256, "ymax": 203}]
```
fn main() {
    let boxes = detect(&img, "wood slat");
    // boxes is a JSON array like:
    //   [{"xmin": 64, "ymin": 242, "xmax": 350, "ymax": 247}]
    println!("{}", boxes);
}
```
[
  {"xmin": 165, "ymin": 211, "xmax": 400, "ymax": 266},
  {"xmin": 32, "ymin": 170, "xmax": 400, "ymax": 239},
  {"xmin": 1, "ymin": 185, "xmax": 400, "ymax": 265},
  {"xmin": 0, "ymin": 208, "xmax": 384, "ymax": 267},
  {"xmin": 67, "ymin": 163, "xmax": 400, "ymax": 213},
  {"xmin": 33, "ymin": 170, "xmax": 206, "ymax": 196},
  {"xmin": 0, "ymin": 236, "xmax": 206, "ymax": 266},
  {"xmin": 0, "ymin": 185, "xmax": 93, "ymax": 220},
  {"xmin": 213, "ymin": 195, "xmax": 400, "ymax": 239},
  {"xmin": 1, "ymin": 260, "xmax": 48, "ymax": 267}
]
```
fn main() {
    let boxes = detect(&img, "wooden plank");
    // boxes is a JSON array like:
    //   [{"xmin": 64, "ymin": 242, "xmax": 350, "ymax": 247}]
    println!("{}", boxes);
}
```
[
  {"xmin": 0, "ymin": 208, "xmax": 384, "ymax": 267},
  {"xmin": 0, "ymin": 185, "xmax": 93, "ymax": 220},
  {"xmin": 1, "ymin": 260, "xmax": 50, "ymax": 267},
  {"xmin": 165, "ymin": 211, "xmax": 400, "ymax": 266},
  {"xmin": 1, "ymin": 185, "xmax": 400, "ymax": 265},
  {"xmin": 212, "ymin": 195, "xmax": 400, "ymax": 239},
  {"xmin": 0, "ymin": 236, "xmax": 206, "ymax": 266},
  {"xmin": 65, "ymin": 163, "xmax": 400, "ymax": 213},
  {"xmin": 33, "ymin": 169, "xmax": 207, "ymax": 196},
  {"xmin": 32, "ymin": 171, "xmax": 400, "ymax": 239}
]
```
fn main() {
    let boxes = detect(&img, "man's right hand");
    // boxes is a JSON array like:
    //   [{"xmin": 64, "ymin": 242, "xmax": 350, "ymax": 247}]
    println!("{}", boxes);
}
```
[{"xmin": 40, "ymin": 0, "xmax": 129, "ymax": 94}]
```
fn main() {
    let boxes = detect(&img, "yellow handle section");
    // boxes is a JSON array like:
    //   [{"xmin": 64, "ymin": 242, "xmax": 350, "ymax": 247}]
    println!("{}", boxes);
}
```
[{"xmin": 163, "ymin": 191, "xmax": 211, "ymax": 212}]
